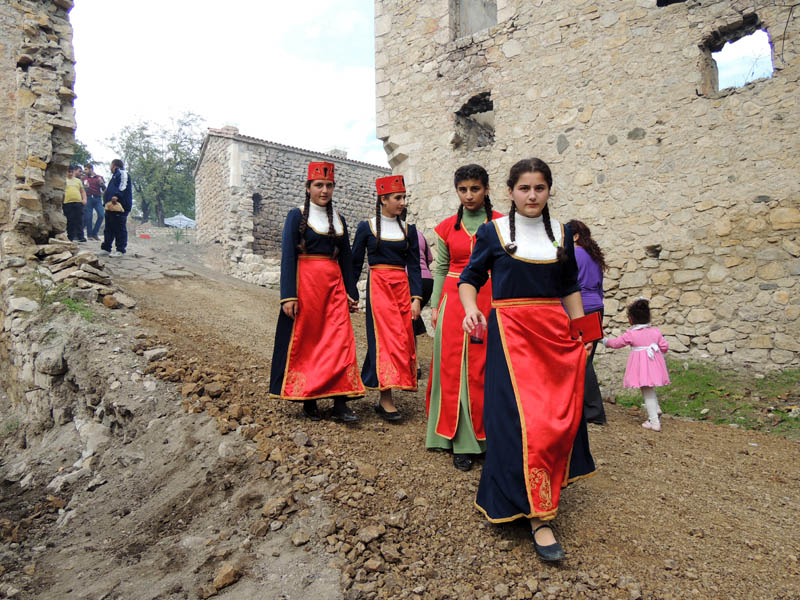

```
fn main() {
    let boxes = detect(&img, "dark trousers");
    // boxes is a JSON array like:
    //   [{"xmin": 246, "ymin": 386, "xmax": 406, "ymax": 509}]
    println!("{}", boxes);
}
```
[
  {"xmin": 413, "ymin": 277, "xmax": 435, "ymax": 336},
  {"xmin": 84, "ymin": 195, "xmax": 104, "ymax": 237},
  {"xmin": 63, "ymin": 202, "xmax": 85, "ymax": 241},
  {"xmin": 102, "ymin": 211, "xmax": 128, "ymax": 253},
  {"xmin": 584, "ymin": 308, "xmax": 606, "ymax": 424}
]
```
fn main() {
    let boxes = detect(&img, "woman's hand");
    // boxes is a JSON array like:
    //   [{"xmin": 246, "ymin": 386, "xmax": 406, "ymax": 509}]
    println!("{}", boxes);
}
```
[
  {"xmin": 431, "ymin": 307, "xmax": 439, "ymax": 329},
  {"xmin": 411, "ymin": 299, "xmax": 421, "ymax": 321},
  {"xmin": 282, "ymin": 300, "xmax": 298, "ymax": 319},
  {"xmin": 347, "ymin": 297, "xmax": 359, "ymax": 313},
  {"xmin": 462, "ymin": 308, "xmax": 486, "ymax": 334}
]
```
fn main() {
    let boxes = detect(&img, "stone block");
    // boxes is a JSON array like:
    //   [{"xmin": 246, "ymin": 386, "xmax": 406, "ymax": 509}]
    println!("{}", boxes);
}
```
[
  {"xmin": 757, "ymin": 262, "xmax": 786, "ymax": 280},
  {"xmin": 619, "ymin": 272, "xmax": 647, "ymax": 289},
  {"xmin": 673, "ymin": 270, "xmax": 703, "ymax": 284},
  {"xmin": 679, "ymin": 291, "xmax": 702, "ymax": 306},
  {"xmin": 709, "ymin": 328, "xmax": 737, "ymax": 343},
  {"xmin": 686, "ymin": 308, "xmax": 713, "ymax": 324},
  {"xmin": 769, "ymin": 208, "xmax": 800, "ymax": 231},
  {"xmin": 748, "ymin": 335, "xmax": 773, "ymax": 349},
  {"xmin": 774, "ymin": 333, "xmax": 800, "ymax": 352}
]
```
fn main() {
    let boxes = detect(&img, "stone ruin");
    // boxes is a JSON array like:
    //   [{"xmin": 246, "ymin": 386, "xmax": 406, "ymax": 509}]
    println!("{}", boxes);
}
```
[
  {"xmin": 374, "ymin": 0, "xmax": 800, "ymax": 368},
  {"xmin": 194, "ymin": 127, "xmax": 390, "ymax": 288}
]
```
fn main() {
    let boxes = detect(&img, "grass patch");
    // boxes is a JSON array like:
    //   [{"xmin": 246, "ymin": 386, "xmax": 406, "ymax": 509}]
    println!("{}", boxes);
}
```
[
  {"xmin": 16, "ymin": 270, "xmax": 71, "ymax": 306},
  {"xmin": 62, "ymin": 297, "xmax": 95, "ymax": 322},
  {"xmin": 2, "ymin": 419, "xmax": 20, "ymax": 437},
  {"xmin": 614, "ymin": 358, "xmax": 800, "ymax": 436}
]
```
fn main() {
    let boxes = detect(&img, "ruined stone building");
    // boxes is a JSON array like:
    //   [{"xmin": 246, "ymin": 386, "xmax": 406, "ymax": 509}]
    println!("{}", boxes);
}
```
[
  {"xmin": 194, "ymin": 127, "xmax": 390, "ymax": 287},
  {"xmin": 375, "ymin": 0, "xmax": 800, "ymax": 367},
  {"xmin": 0, "ymin": 0, "xmax": 76, "ymax": 257}
]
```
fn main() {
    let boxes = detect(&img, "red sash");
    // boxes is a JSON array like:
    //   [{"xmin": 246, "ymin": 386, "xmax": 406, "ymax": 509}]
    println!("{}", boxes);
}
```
[
  {"xmin": 493, "ymin": 298, "xmax": 585, "ymax": 517},
  {"xmin": 369, "ymin": 265, "xmax": 417, "ymax": 390},
  {"xmin": 281, "ymin": 255, "xmax": 364, "ymax": 399}
]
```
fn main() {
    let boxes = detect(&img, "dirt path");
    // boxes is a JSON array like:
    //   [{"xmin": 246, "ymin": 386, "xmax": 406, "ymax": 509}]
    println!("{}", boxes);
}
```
[{"xmin": 117, "ymin": 240, "xmax": 800, "ymax": 600}]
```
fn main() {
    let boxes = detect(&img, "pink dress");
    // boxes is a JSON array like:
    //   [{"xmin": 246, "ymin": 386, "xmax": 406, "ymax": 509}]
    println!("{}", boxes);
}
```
[{"xmin": 605, "ymin": 326, "xmax": 670, "ymax": 388}]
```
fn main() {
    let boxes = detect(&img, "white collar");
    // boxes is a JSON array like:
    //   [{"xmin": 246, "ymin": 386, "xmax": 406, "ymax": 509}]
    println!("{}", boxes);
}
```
[
  {"xmin": 302, "ymin": 202, "xmax": 343, "ymax": 235},
  {"xmin": 494, "ymin": 214, "xmax": 563, "ymax": 261},
  {"xmin": 631, "ymin": 324, "xmax": 651, "ymax": 330},
  {"xmin": 370, "ymin": 215, "xmax": 406, "ymax": 241}
]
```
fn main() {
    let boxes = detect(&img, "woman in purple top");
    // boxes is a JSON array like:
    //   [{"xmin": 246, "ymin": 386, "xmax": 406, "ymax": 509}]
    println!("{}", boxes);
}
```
[
  {"xmin": 567, "ymin": 220, "xmax": 607, "ymax": 425},
  {"xmin": 413, "ymin": 230, "xmax": 434, "ymax": 380}
]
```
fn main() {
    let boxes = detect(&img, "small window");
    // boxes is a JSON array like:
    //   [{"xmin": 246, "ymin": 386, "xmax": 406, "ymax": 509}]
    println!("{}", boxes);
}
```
[
  {"xmin": 252, "ymin": 193, "xmax": 262, "ymax": 215},
  {"xmin": 451, "ymin": 0, "xmax": 497, "ymax": 40},
  {"xmin": 452, "ymin": 92, "xmax": 494, "ymax": 150},
  {"xmin": 699, "ymin": 15, "xmax": 774, "ymax": 95},
  {"xmin": 713, "ymin": 29, "xmax": 774, "ymax": 89}
]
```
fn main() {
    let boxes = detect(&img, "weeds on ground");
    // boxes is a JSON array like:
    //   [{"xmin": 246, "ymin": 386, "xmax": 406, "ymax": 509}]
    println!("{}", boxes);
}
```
[
  {"xmin": 173, "ymin": 229, "xmax": 189, "ymax": 243},
  {"xmin": 615, "ymin": 358, "xmax": 800, "ymax": 436},
  {"xmin": 62, "ymin": 297, "xmax": 94, "ymax": 322},
  {"xmin": 2, "ymin": 419, "xmax": 20, "ymax": 437},
  {"xmin": 15, "ymin": 270, "xmax": 70, "ymax": 306}
]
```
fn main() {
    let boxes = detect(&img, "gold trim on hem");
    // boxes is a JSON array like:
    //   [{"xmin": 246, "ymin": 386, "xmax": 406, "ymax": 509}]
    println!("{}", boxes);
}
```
[
  {"xmin": 370, "ymin": 264, "xmax": 405, "ymax": 271},
  {"xmin": 269, "ymin": 391, "xmax": 366, "ymax": 401},
  {"xmin": 474, "ymin": 500, "xmax": 558, "ymax": 523},
  {"xmin": 492, "ymin": 298, "xmax": 560, "ymax": 308},
  {"xmin": 280, "ymin": 297, "xmax": 298, "ymax": 304},
  {"xmin": 565, "ymin": 470, "xmax": 597, "ymax": 485},
  {"xmin": 364, "ymin": 384, "xmax": 418, "ymax": 392},
  {"xmin": 298, "ymin": 254, "xmax": 337, "ymax": 261}
]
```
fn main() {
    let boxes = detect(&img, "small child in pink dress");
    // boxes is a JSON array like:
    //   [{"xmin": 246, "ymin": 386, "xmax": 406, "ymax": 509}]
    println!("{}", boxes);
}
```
[{"xmin": 602, "ymin": 298, "xmax": 670, "ymax": 432}]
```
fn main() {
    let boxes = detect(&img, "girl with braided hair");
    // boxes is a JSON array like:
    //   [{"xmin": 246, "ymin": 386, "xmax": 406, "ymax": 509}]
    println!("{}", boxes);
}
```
[
  {"xmin": 425, "ymin": 164, "xmax": 503, "ymax": 472},
  {"xmin": 458, "ymin": 157, "xmax": 595, "ymax": 562},
  {"xmin": 352, "ymin": 175, "xmax": 422, "ymax": 421},
  {"xmin": 269, "ymin": 161, "xmax": 364, "ymax": 423}
]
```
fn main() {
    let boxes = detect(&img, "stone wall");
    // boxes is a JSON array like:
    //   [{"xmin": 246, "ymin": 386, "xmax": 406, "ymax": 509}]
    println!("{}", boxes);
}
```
[
  {"xmin": 375, "ymin": 0, "xmax": 800, "ymax": 369},
  {"xmin": 195, "ymin": 127, "xmax": 390, "ymax": 288},
  {"xmin": 0, "ymin": 0, "xmax": 76, "ymax": 257}
]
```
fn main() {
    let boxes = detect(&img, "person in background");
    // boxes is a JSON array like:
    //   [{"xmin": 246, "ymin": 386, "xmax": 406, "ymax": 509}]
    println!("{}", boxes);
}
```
[
  {"xmin": 567, "ymin": 219, "xmax": 608, "ymax": 425},
  {"xmin": 82, "ymin": 163, "xmax": 106, "ymax": 241},
  {"xmin": 351, "ymin": 175, "xmax": 422, "ymax": 422},
  {"xmin": 413, "ymin": 228, "xmax": 434, "ymax": 379},
  {"xmin": 425, "ymin": 164, "xmax": 501, "ymax": 472},
  {"xmin": 63, "ymin": 164, "xmax": 87, "ymax": 242},
  {"xmin": 269, "ymin": 161, "xmax": 364, "ymax": 423},
  {"xmin": 100, "ymin": 159, "xmax": 132, "ymax": 257}
]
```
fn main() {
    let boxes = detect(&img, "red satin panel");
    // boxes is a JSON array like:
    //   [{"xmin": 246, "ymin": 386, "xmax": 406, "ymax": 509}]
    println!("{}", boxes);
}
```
[
  {"xmin": 369, "ymin": 266, "xmax": 417, "ymax": 390},
  {"xmin": 427, "ymin": 273, "xmax": 491, "ymax": 440},
  {"xmin": 495, "ymin": 299, "xmax": 585, "ymax": 517},
  {"xmin": 281, "ymin": 256, "xmax": 364, "ymax": 399}
]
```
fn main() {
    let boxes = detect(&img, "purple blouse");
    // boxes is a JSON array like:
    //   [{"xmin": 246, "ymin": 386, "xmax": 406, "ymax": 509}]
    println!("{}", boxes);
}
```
[
  {"xmin": 575, "ymin": 246, "xmax": 604, "ymax": 313},
  {"xmin": 418, "ymin": 229, "xmax": 433, "ymax": 280}
]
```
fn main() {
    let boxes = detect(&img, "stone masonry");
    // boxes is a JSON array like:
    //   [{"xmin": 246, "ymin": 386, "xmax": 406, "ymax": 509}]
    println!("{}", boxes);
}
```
[
  {"xmin": 375, "ymin": 0, "xmax": 800, "ymax": 368},
  {"xmin": 0, "ymin": 0, "xmax": 76, "ymax": 256},
  {"xmin": 194, "ymin": 127, "xmax": 390, "ymax": 288}
]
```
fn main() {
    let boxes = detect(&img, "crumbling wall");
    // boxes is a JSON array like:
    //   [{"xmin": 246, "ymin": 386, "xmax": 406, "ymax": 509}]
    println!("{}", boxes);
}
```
[
  {"xmin": 195, "ymin": 128, "xmax": 390, "ymax": 288},
  {"xmin": 375, "ymin": 0, "xmax": 800, "ymax": 368},
  {"xmin": 0, "ymin": 0, "xmax": 76, "ymax": 257}
]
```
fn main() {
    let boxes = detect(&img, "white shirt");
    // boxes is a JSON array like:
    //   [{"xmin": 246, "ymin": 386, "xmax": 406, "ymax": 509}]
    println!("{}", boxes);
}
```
[
  {"xmin": 370, "ymin": 215, "xmax": 406, "ymax": 241},
  {"xmin": 494, "ymin": 214, "xmax": 563, "ymax": 261},
  {"xmin": 302, "ymin": 202, "xmax": 343, "ymax": 235}
]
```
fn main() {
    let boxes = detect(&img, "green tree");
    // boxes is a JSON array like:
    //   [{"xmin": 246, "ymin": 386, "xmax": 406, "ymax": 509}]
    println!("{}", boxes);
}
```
[
  {"xmin": 72, "ymin": 139, "xmax": 94, "ymax": 167},
  {"xmin": 110, "ymin": 112, "xmax": 204, "ymax": 225}
]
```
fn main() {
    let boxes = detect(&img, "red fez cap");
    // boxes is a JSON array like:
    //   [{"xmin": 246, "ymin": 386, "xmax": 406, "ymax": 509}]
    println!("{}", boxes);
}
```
[
  {"xmin": 307, "ymin": 161, "xmax": 335, "ymax": 182},
  {"xmin": 375, "ymin": 175, "xmax": 405, "ymax": 195}
]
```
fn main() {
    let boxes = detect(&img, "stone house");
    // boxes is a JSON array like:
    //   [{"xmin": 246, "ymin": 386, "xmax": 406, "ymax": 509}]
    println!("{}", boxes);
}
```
[
  {"xmin": 194, "ymin": 127, "xmax": 390, "ymax": 288},
  {"xmin": 374, "ymin": 0, "xmax": 800, "ymax": 368}
]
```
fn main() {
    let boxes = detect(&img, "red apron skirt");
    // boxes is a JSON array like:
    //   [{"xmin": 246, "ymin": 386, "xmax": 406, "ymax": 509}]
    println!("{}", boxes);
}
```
[{"xmin": 271, "ymin": 255, "xmax": 364, "ymax": 400}]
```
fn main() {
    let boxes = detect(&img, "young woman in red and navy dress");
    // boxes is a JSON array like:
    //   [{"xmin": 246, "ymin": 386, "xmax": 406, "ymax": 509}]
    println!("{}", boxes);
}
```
[
  {"xmin": 269, "ymin": 161, "xmax": 364, "ymax": 423},
  {"xmin": 459, "ymin": 158, "xmax": 595, "ymax": 562},
  {"xmin": 425, "ymin": 164, "xmax": 503, "ymax": 472},
  {"xmin": 351, "ymin": 175, "xmax": 422, "ymax": 422}
]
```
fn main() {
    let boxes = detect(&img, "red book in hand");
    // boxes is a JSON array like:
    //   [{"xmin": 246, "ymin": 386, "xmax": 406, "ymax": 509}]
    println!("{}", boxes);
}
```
[{"xmin": 570, "ymin": 313, "xmax": 603, "ymax": 343}]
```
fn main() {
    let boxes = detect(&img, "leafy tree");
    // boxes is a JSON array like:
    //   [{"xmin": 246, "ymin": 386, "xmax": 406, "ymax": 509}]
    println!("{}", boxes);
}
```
[
  {"xmin": 110, "ymin": 112, "xmax": 204, "ymax": 225},
  {"xmin": 72, "ymin": 139, "xmax": 94, "ymax": 167}
]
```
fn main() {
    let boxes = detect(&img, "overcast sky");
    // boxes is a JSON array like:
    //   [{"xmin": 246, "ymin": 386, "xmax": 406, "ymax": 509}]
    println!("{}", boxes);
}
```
[{"xmin": 70, "ymin": 0, "xmax": 388, "ymax": 167}]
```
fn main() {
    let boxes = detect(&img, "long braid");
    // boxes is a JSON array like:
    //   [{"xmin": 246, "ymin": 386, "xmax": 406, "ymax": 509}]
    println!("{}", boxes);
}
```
[
  {"xmin": 297, "ymin": 191, "xmax": 311, "ymax": 253},
  {"xmin": 326, "ymin": 200, "xmax": 339, "ymax": 259},
  {"xmin": 506, "ymin": 202, "xmax": 517, "ymax": 254},
  {"xmin": 542, "ymin": 204, "xmax": 566, "ymax": 262},
  {"xmin": 484, "ymin": 195, "xmax": 494, "ymax": 222},
  {"xmin": 454, "ymin": 204, "xmax": 465, "ymax": 230},
  {"xmin": 397, "ymin": 215, "xmax": 409, "ymax": 251},
  {"xmin": 375, "ymin": 195, "xmax": 382, "ymax": 248}
]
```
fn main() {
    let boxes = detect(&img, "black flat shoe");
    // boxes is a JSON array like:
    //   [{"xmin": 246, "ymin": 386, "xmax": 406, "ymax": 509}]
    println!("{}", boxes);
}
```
[
  {"xmin": 453, "ymin": 453, "xmax": 473, "ymax": 471},
  {"xmin": 374, "ymin": 404, "xmax": 402, "ymax": 422},
  {"xmin": 532, "ymin": 524, "xmax": 565, "ymax": 562},
  {"xmin": 302, "ymin": 401, "xmax": 322, "ymax": 422},
  {"xmin": 330, "ymin": 407, "xmax": 359, "ymax": 423}
]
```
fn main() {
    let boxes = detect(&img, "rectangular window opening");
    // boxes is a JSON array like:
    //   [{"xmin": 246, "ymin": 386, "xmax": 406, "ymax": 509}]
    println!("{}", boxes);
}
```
[{"xmin": 450, "ymin": 0, "xmax": 497, "ymax": 40}]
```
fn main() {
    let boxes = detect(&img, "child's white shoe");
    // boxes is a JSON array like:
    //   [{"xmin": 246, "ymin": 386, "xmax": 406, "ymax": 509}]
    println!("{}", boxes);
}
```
[{"xmin": 642, "ymin": 420, "xmax": 661, "ymax": 432}]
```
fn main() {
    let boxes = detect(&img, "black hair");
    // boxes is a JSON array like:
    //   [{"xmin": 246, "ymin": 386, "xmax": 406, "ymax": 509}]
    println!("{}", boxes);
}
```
[
  {"xmin": 376, "ymin": 194, "xmax": 408, "ymax": 250},
  {"xmin": 111, "ymin": 158, "xmax": 124, "ymax": 170},
  {"xmin": 504, "ymin": 157, "xmax": 565, "ymax": 261},
  {"xmin": 567, "ymin": 219, "xmax": 607, "ymax": 272},
  {"xmin": 453, "ymin": 164, "xmax": 494, "ymax": 231},
  {"xmin": 628, "ymin": 298, "xmax": 651, "ymax": 325}
]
